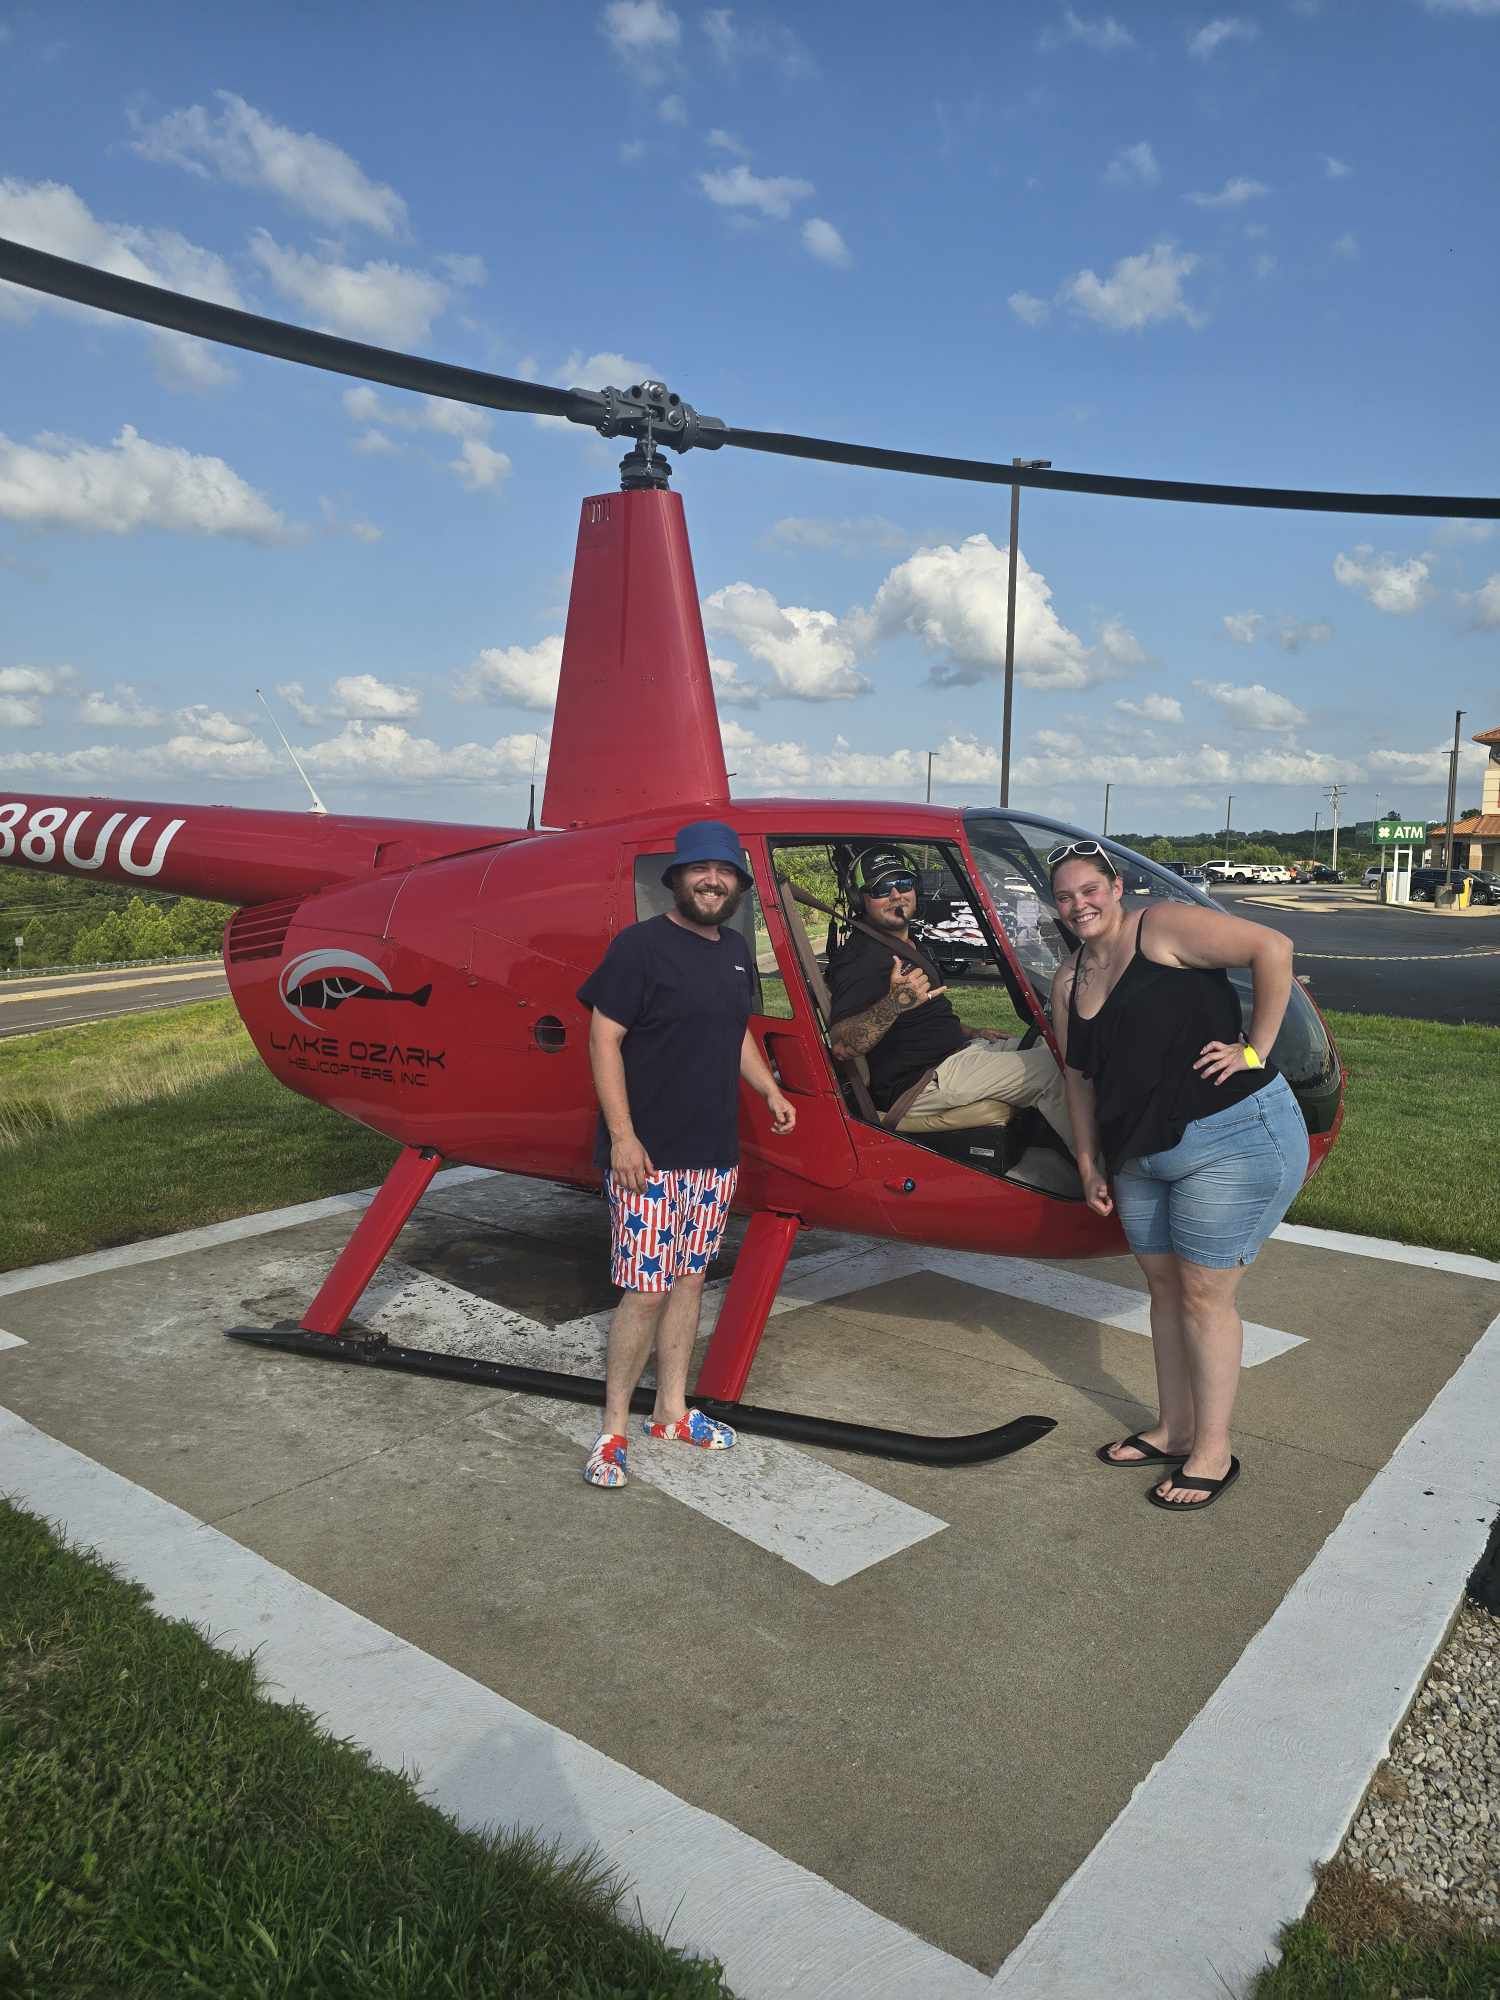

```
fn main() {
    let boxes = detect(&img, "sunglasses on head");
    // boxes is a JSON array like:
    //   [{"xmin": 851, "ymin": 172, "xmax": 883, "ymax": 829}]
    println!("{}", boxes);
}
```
[
  {"xmin": 1047, "ymin": 839, "xmax": 1118, "ymax": 877},
  {"xmin": 866, "ymin": 874, "xmax": 917, "ymax": 895}
]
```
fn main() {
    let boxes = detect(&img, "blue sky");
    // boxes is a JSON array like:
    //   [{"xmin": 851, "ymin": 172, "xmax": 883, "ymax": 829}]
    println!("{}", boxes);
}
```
[{"xmin": 1, "ymin": 0, "xmax": 1496, "ymax": 838}]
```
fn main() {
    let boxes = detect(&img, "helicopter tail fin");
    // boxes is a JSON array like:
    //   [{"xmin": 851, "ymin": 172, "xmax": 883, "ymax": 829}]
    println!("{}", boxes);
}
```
[{"xmin": 542, "ymin": 488, "xmax": 729, "ymax": 829}]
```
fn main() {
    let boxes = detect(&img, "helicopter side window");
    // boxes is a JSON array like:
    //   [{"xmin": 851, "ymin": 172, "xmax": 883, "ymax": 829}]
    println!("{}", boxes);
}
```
[{"xmin": 631, "ymin": 852, "xmax": 792, "ymax": 1018}]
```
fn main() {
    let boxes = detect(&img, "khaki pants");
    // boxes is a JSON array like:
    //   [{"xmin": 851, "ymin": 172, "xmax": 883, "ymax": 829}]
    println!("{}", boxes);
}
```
[{"xmin": 901, "ymin": 1038, "xmax": 1074, "ymax": 1152}]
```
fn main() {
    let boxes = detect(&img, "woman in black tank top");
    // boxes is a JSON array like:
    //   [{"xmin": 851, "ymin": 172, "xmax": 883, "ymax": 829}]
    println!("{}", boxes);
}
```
[{"xmin": 1048, "ymin": 842, "xmax": 1308, "ymax": 1514}]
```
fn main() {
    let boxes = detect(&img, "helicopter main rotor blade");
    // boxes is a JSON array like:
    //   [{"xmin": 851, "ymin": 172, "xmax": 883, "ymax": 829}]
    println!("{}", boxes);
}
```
[
  {"xmin": 0, "ymin": 236, "xmax": 598, "ymax": 426},
  {"xmin": 3, "ymin": 234, "xmax": 1496, "ymax": 519},
  {"xmin": 724, "ymin": 424, "xmax": 1500, "ymax": 521}
]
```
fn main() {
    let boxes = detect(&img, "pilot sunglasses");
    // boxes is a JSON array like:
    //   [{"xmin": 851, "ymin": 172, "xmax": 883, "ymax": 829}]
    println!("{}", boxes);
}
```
[{"xmin": 1046, "ymin": 839, "xmax": 1118, "ymax": 877}]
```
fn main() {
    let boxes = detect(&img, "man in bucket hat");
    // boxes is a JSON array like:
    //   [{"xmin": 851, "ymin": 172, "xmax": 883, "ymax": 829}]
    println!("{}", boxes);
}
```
[{"xmin": 576, "ymin": 820, "xmax": 796, "ymax": 1489}]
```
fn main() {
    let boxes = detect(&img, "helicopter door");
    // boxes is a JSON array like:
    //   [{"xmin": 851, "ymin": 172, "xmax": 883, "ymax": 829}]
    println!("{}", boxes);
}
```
[{"xmin": 625, "ymin": 841, "xmax": 857, "ymax": 1191}]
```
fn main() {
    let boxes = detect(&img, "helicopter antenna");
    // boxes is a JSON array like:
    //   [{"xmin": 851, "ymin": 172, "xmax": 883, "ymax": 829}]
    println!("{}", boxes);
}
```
[{"xmin": 254, "ymin": 689, "xmax": 328, "ymax": 815}]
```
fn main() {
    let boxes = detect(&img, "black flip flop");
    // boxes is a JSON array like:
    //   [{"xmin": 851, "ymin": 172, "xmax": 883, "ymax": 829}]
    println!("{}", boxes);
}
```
[
  {"xmin": 1147, "ymin": 1456, "xmax": 1241, "ymax": 1512},
  {"xmin": 1095, "ymin": 1432, "xmax": 1190, "ymax": 1469}
]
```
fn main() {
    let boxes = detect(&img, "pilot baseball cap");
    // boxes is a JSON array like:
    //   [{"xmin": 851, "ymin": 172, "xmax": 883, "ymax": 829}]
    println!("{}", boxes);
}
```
[{"xmin": 852, "ymin": 847, "xmax": 918, "ymax": 895}]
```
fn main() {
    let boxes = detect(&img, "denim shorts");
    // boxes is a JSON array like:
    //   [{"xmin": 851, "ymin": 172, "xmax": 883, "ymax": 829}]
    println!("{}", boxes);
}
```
[{"xmin": 1112, "ymin": 1073, "xmax": 1310, "ymax": 1270}]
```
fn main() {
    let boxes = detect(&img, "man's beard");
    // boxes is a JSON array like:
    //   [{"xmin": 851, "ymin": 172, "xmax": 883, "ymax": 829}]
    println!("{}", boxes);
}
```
[
  {"xmin": 863, "ymin": 900, "xmax": 911, "ymax": 934},
  {"xmin": 673, "ymin": 878, "xmax": 743, "ymax": 926}
]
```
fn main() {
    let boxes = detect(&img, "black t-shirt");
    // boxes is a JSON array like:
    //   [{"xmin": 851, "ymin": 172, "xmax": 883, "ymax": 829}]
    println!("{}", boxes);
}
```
[
  {"xmin": 577, "ymin": 913, "xmax": 753, "ymax": 1170},
  {"xmin": 826, "ymin": 926, "xmax": 969, "ymax": 1110}
]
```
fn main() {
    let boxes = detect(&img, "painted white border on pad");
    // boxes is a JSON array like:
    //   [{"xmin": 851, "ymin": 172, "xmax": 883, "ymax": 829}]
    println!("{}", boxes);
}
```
[
  {"xmin": 0, "ymin": 1408, "xmax": 988, "ymax": 2000},
  {"xmin": 1273, "ymin": 1220, "xmax": 1500, "ymax": 1284},
  {"xmin": 990, "ymin": 1301, "xmax": 1500, "ymax": 1997}
]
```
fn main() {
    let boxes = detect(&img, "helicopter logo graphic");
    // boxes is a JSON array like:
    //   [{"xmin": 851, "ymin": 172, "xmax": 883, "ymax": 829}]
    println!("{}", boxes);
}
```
[{"xmin": 278, "ymin": 948, "xmax": 432, "ymax": 1026}]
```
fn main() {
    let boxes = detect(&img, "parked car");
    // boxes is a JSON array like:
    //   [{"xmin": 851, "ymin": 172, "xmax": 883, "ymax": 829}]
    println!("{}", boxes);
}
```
[
  {"xmin": 1164, "ymin": 861, "xmax": 1210, "ymax": 883},
  {"xmin": 1201, "ymin": 860, "xmax": 1257, "ymax": 884},
  {"xmin": 1301, "ymin": 864, "xmax": 1342, "ymax": 883},
  {"xmin": 1362, "ymin": 864, "xmax": 1383, "ymax": 888},
  {"xmin": 1409, "ymin": 867, "xmax": 1499, "ymax": 905},
  {"xmin": 1257, "ymin": 864, "xmax": 1294, "ymax": 884}
]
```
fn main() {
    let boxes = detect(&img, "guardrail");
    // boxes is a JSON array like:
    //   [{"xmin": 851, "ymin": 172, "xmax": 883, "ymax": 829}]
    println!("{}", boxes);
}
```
[{"xmin": 0, "ymin": 954, "xmax": 223, "ymax": 981}]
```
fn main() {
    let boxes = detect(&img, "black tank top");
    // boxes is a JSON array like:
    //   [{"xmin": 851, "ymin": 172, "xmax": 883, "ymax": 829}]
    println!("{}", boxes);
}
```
[{"xmin": 1066, "ymin": 907, "xmax": 1276, "ymax": 1172}]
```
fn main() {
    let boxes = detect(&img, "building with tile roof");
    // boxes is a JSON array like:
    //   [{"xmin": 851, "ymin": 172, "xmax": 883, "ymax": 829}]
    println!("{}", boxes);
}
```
[{"xmin": 1425, "ymin": 724, "xmax": 1500, "ymax": 873}]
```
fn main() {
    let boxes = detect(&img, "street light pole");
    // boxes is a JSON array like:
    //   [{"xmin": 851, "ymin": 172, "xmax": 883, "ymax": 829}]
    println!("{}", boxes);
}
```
[
  {"xmin": 926, "ymin": 749, "xmax": 934, "ymax": 803},
  {"xmin": 999, "ymin": 457, "xmax": 1051, "ymax": 808},
  {"xmin": 1102, "ymin": 782, "xmax": 1112, "ymax": 835},
  {"xmin": 1443, "ymin": 707, "xmax": 1465, "ymax": 888},
  {"xmin": 1325, "ymin": 783, "xmax": 1344, "ymax": 875},
  {"xmin": 1223, "ymin": 794, "xmax": 1233, "ymax": 864}
]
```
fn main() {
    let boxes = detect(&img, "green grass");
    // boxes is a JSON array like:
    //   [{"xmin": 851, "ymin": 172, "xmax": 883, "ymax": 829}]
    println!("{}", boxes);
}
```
[
  {"xmin": 1250, "ymin": 1861, "xmax": 1500, "ymax": 1997},
  {"xmin": 0, "ymin": 1501, "xmax": 730, "ymax": 2000}
]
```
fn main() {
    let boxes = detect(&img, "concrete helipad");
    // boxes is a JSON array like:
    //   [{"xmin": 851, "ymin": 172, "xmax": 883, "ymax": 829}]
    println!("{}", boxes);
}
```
[{"xmin": 3, "ymin": 1171, "xmax": 1498, "ymax": 1996}]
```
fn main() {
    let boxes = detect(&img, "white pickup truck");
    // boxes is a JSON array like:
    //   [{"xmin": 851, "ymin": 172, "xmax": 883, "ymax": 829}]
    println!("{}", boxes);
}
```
[{"xmin": 1201, "ymin": 860, "xmax": 1258, "ymax": 884}]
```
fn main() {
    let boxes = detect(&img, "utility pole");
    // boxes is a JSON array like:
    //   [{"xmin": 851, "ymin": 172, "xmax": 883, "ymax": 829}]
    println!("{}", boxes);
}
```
[
  {"xmin": 1312, "ymin": 809, "xmax": 1320, "ymax": 861},
  {"xmin": 1223, "ymin": 794, "xmax": 1233, "ymax": 863},
  {"xmin": 1325, "ymin": 783, "xmax": 1344, "ymax": 875},
  {"xmin": 999, "ymin": 457, "xmax": 1051, "ymax": 807},
  {"xmin": 1443, "ymin": 707, "xmax": 1465, "ymax": 888},
  {"xmin": 1102, "ymin": 782, "xmax": 1112, "ymax": 835},
  {"xmin": 926, "ymin": 750, "xmax": 935, "ymax": 803}
]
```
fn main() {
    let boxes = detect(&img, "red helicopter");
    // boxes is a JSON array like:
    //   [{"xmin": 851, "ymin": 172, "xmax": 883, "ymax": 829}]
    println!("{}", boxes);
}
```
[{"xmin": 2, "ymin": 240, "xmax": 1494, "ymax": 1463}]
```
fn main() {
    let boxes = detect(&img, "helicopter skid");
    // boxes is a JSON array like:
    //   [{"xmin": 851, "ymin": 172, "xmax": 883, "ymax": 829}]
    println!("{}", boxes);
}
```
[{"xmin": 223, "ymin": 1322, "xmax": 1055, "ymax": 1467}]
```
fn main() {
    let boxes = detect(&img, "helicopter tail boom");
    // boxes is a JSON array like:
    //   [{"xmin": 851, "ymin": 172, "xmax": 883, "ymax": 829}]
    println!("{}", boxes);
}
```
[{"xmin": 0, "ymin": 792, "xmax": 517, "ymax": 907}]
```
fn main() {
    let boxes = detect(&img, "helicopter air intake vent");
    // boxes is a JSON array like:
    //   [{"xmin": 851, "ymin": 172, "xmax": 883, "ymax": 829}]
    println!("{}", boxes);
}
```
[{"xmin": 227, "ymin": 898, "xmax": 302, "ymax": 963}]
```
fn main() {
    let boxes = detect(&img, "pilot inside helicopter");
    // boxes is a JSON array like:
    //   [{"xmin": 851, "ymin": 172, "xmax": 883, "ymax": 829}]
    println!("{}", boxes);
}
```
[{"xmin": 825, "ymin": 845, "xmax": 1076, "ymax": 1187}]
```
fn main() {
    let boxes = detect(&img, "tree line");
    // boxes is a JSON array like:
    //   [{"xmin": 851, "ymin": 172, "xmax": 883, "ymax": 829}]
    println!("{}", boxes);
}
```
[{"xmin": 0, "ymin": 873, "xmax": 231, "ymax": 970}]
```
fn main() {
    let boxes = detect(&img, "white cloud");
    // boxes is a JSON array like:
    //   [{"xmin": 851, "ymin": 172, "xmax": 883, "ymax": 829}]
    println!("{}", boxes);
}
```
[
  {"xmin": 454, "ymin": 635, "xmax": 564, "ymax": 713},
  {"xmin": 699, "ymin": 163, "xmax": 814, "ymax": 220},
  {"xmin": 1420, "ymin": 0, "xmax": 1500, "ymax": 13},
  {"xmin": 450, "ymin": 439, "xmax": 512, "ymax": 491},
  {"xmin": 0, "ymin": 697, "xmax": 42, "ymax": 728},
  {"xmin": 658, "ymin": 92, "xmax": 687, "ymax": 122},
  {"xmin": 1276, "ymin": 618, "xmax": 1332, "ymax": 651},
  {"xmin": 1186, "ymin": 175, "xmax": 1270, "ymax": 207},
  {"xmin": 707, "ymin": 128, "xmax": 749, "ymax": 156},
  {"xmin": 703, "ymin": 583, "xmax": 869, "ymax": 700},
  {"xmin": 709, "ymin": 655, "xmax": 766, "ymax": 707},
  {"xmin": 1188, "ymin": 16, "xmax": 1259, "ymax": 58},
  {"xmin": 1460, "ymin": 574, "xmax": 1500, "ymax": 629},
  {"xmin": 1044, "ymin": 8, "xmax": 1136, "ymax": 50},
  {"xmin": 1012, "ymin": 738, "xmax": 1357, "ymax": 791},
  {"xmin": 699, "ymin": 11, "xmax": 815, "ymax": 76},
  {"xmin": 352, "ymin": 427, "xmax": 400, "ymax": 456},
  {"xmin": 0, "ymin": 177, "xmax": 243, "ymax": 386},
  {"xmin": 1096, "ymin": 617, "xmax": 1146, "ymax": 667},
  {"xmin": 130, "ymin": 92, "xmax": 408, "ymax": 235},
  {"xmin": 1009, "ymin": 291, "xmax": 1051, "ymax": 327},
  {"xmin": 1252, "ymin": 251, "xmax": 1277, "ymax": 279},
  {"xmin": 1059, "ymin": 241, "xmax": 1203, "ymax": 331},
  {"xmin": 1193, "ymin": 678, "xmax": 1309, "ymax": 731},
  {"xmin": 0, "ymin": 736, "xmax": 280, "ymax": 782},
  {"xmin": 1433, "ymin": 519, "xmax": 1496, "ymax": 545},
  {"xmin": 768, "ymin": 515, "xmax": 909, "ymax": 554},
  {"xmin": 438, "ymin": 253, "xmax": 487, "ymax": 288},
  {"xmin": 860, "ymin": 534, "xmax": 1101, "ymax": 691},
  {"xmin": 249, "ymin": 232, "xmax": 449, "ymax": 345},
  {"xmin": 177, "ymin": 704, "xmax": 254, "ymax": 744},
  {"xmin": 1367, "ymin": 741, "xmax": 1486, "ymax": 788},
  {"xmin": 802, "ymin": 217, "xmax": 851, "ymax": 267},
  {"xmin": 0, "ymin": 425, "xmax": 291, "ymax": 542},
  {"xmin": 1104, "ymin": 141, "xmax": 1160, "ymax": 188},
  {"xmin": 1115, "ymin": 693, "xmax": 1183, "ymax": 722},
  {"xmin": 80, "ymin": 683, "xmax": 163, "ymax": 727},
  {"xmin": 1334, "ymin": 545, "xmax": 1432, "ymax": 615},
  {"xmin": 0, "ymin": 664, "xmax": 77, "ymax": 696},
  {"xmin": 1323, "ymin": 154, "xmax": 1352, "ymax": 178},
  {"xmin": 1223, "ymin": 610, "xmax": 1265, "ymax": 643},
  {"xmin": 330, "ymin": 674, "xmax": 420, "ymax": 720},
  {"xmin": 343, "ymin": 386, "xmax": 487, "ymax": 439},
  {"xmin": 1333, "ymin": 231, "xmax": 1359, "ymax": 259},
  {"xmin": 620, "ymin": 139, "xmax": 648, "ymax": 164},
  {"xmin": 276, "ymin": 680, "xmax": 322, "ymax": 725},
  {"xmin": 302, "ymin": 721, "xmax": 546, "ymax": 785},
  {"xmin": 600, "ymin": 0, "xmax": 681, "ymax": 75}
]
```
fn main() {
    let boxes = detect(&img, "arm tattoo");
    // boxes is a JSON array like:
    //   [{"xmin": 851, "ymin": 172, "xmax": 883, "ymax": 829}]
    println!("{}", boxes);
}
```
[{"xmin": 831, "ymin": 991, "xmax": 908, "ymax": 1057}]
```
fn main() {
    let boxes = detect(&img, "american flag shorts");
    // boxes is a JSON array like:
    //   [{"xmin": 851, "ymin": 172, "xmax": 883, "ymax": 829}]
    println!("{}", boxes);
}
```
[{"xmin": 605, "ymin": 1166, "xmax": 739, "ymax": 1292}]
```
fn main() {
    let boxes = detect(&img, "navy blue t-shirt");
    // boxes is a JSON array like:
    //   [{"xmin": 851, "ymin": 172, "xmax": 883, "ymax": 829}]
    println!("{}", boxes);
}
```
[{"xmin": 577, "ymin": 914, "xmax": 753, "ymax": 1170}]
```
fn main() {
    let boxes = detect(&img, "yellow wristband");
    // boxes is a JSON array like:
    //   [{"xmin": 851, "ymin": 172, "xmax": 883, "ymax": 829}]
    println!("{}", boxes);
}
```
[{"xmin": 1242, "ymin": 1043, "xmax": 1263, "ymax": 1068}]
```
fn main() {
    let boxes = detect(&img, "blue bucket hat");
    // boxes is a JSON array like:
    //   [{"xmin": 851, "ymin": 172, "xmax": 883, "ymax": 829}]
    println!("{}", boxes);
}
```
[{"xmin": 661, "ymin": 819, "xmax": 751, "ymax": 887}]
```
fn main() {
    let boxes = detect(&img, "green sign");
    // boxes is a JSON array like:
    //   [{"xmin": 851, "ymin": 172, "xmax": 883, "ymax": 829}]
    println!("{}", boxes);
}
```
[{"xmin": 1377, "ymin": 820, "xmax": 1426, "ymax": 843}]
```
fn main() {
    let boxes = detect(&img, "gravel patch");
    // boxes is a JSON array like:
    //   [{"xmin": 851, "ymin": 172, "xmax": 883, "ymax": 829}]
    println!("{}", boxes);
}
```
[{"xmin": 1340, "ymin": 1598, "xmax": 1499, "ymax": 1926}]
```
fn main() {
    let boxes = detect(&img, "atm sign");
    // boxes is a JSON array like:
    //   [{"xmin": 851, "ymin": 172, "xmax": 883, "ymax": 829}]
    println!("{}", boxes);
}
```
[{"xmin": 1377, "ymin": 821, "xmax": 1426, "ymax": 843}]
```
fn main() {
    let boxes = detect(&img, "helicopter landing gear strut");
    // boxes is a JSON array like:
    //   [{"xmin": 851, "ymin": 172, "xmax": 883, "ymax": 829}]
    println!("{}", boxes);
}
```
[{"xmin": 224, "ymin": 1145, "xmax": 1056, "ymax": 1468}]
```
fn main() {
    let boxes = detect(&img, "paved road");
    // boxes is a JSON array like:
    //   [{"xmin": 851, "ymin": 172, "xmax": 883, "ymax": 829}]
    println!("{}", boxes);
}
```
[
  {"xmin": 0, "ymin": 962, "xmax": 229, "ymax": 1040},
  {"xmin": 1216, "ymin": 886, "xmax": 1500, "ymax": 1025}
]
